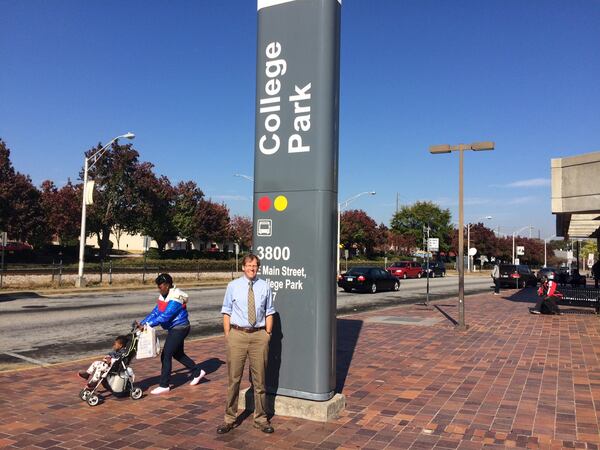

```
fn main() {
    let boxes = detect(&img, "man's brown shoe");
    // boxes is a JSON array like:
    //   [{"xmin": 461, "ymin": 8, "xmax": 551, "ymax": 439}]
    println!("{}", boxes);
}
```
[
  {"xmin": 216, "ymin": 423, "xmax": 236, "ymax": 434},
  {"xmin": 254, "ymin": 423, "xmax": 274, "ymax": 433}
]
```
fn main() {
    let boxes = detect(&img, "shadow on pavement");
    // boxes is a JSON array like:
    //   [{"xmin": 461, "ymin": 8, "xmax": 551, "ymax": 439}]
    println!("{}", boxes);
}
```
[
  {"xmin": 434, "ymin": 305, "xmax": 458, "ymax": 326},
  {"xmin": 136, "ymin": 357, "xmax": 225, "ymax": 392},
  {"xmin": 336, "ymin": 318, "xmax": 363, "ymax": 393},
  {"xmin": 0, "ymin": 292, "xmax": 45, "ymax": 302},
  {"xmin": 502, "ymin": 287, "xmax": 537, "ymax": 304}
]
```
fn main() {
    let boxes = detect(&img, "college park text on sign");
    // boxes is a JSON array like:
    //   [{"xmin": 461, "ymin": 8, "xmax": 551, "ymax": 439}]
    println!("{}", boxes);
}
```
[
  {"xmin": 258, "ymin": 42, "xmax": 312, "ymax": 156},
  {"xmin": 256, "ymin": 39, "xmax": 313, "ymax": 298}
]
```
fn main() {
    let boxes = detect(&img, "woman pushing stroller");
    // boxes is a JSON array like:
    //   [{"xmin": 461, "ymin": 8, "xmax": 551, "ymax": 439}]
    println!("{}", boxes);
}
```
[{"xmin": 136, "ymin": 273, "xmax": 205, "ymax": 395}]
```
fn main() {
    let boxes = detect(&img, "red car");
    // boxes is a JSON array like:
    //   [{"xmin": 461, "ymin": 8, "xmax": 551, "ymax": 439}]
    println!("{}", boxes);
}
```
[
  {"xmin": 386, "ymin": 261, "xmax": 423, "ymax": 279},
  {"xmin": 0, "ymin": 241, "xmax": 33, "ymax": 251}
]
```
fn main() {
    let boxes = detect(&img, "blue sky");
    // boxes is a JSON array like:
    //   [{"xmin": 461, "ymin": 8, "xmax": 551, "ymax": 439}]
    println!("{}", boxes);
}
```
[{"xmin": 2, "ymin": 0, "xmax": 599, "ymax": 239}]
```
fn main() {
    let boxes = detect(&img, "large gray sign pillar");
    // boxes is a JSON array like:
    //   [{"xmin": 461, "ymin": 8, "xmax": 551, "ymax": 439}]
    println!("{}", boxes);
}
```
[{"xmin": 253, "ymin": 0, "xmax": 341, "ymax": 401}]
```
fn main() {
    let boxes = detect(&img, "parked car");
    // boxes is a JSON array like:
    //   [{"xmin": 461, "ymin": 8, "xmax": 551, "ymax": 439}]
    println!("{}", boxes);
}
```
[
  {"xmin": 569, "ymin": 270, "xmax": 587, "ymax": 286},
  {"xmin": 497, "ymin": 264, "xmax": 537, "ymax": 288},
  {"xmin": 536, "ymin": 267, "xmax": 557, "ymax": 283},
  {"xmin": 0, "ymin": 241, "xmax": 33, "ymax": 252},
  {"xmin": 386, "ymin": 261, "xmax": 423, "ymax": 279},
  {"xmin": 338, "ymin": 267, "xmax": 400, "ymax": 293},
  {"xmin": 421, "ymin": 261, "xmax": 446, "ymax": 278}
]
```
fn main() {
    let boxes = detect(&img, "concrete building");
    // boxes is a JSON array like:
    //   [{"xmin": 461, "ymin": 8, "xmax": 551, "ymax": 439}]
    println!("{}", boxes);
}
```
[
  {"xmin": 552, "ymin": 150, "xmax": 600, "ymax": 244},
  {"xmin": 85, "ymin": 231, "xmax": 237, "ymax": 254}
]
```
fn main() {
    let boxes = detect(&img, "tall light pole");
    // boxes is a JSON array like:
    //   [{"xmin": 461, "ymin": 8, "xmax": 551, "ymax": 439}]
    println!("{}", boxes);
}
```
[
  {"xmin": 337, "ymin": 191, "xmax": 376, "ymax": 274},
  {"xmin": 430, "ymin": 141, "xmax": 494, "ymax": 331},
  {"xmin": 232, "ymin": 173, "xmax": 255, "ymax": 266},
  {"xmin": 543, "ymin": 234, "xmax": 556, "ymax": 267},
  {"xmin": 467, "ymin": 215, "xmax": 492, "ymax": 272},
  {"xmin": 76, "ymin": 132, "xmax": 135, "ymax": 287},
  {"xmin": 512, "ymin": 225, "xmax": 532, "ymax": 264},
  {"xmin": 233, "ymin": 173, "xmax": 254, "ymax": 182}
]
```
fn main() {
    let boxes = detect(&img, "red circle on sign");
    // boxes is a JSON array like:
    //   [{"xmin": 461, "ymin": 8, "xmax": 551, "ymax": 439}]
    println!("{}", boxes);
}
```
[{"xmin": 258, "ymin": 196, "xmax": 271, "ymax": 212}]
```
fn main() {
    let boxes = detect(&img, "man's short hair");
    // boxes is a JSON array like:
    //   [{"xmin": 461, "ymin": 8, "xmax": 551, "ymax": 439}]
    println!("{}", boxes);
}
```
[{"xmin": 242, "ymin": 254, "xmax": 260, "ymax": 267}]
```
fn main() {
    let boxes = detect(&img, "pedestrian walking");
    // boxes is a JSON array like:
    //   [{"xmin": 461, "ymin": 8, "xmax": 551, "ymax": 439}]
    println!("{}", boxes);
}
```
[
  {"xmin": 217, "ymin": 254, "xmax": 276, "ymax": 435},
  {"xmin": 137, "ymin": 273, "xmax": 205, "ymax": 395},
  {"xmin": 491, "ymin": 261, "xmax": 500, "ymax": 295}
]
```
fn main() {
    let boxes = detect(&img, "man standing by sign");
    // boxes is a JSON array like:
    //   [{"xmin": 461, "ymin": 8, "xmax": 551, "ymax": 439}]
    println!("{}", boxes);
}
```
[{"xmin": 218, "ymin": 254, "xmax": 276, "ymax": 434}]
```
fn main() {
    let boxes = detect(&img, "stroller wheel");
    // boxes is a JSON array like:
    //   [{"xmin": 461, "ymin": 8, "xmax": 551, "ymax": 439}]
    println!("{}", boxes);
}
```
[
  {"xmin": 130, "ymin": 387, "xmax": 143, "ymax": 400},
  {"xmin": 87, "ymin": 395, "xmax": 100, "ymax": 406},
  {"xmin": 79, "ymin": 389, "xmax": 91, "ymax": 401}
]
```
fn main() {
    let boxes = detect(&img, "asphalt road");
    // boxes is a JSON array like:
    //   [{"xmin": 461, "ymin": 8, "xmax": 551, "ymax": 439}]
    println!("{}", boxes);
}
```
[{"xmin": 0, "ymin": 276, "xmax": 495, "ymax": 370}]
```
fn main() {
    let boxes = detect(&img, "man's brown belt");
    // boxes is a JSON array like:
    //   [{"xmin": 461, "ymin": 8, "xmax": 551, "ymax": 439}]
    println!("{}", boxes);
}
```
[{"xmin": 230, "ymin": 324, "xmax": 265, "ymax": 333}]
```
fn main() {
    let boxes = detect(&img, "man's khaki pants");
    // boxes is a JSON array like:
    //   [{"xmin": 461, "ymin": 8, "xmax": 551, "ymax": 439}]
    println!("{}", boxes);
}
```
[{"xmin": 225, "ymin": 328, "xmax": 270, "ymax": 425}]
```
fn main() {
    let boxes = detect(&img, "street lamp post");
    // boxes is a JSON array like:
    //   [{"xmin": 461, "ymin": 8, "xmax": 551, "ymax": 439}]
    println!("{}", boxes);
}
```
[
  {"xmin": 430, "ymin": 141, "xmax": 494, "ymax": 331},
  {"xmin": 543, "ymin": 234, "xmax": 556, "ymax": 267},
  {"xmin": 76, "ymin": 132, "xmax": 135, "ymax": 288},
  {"xmin": 511, "ymin": 225, "xmax": 532, "ymax": 264},
  {"xmin": 337, "ymin": 191, "xmax": 376, "ymax": 274},
  {"xmin": 467, "ymin": 215, "xmax": 492, "ymax": 272},
  {"xmin": 233, "ymin": 173, "xmax": 254, "ymax": 183}
]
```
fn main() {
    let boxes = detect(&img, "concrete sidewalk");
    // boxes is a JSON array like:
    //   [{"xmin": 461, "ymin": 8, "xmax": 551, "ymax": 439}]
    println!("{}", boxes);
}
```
[{"xmin": 1, "ymin": 289, "xmax": 599, "ymax": 449}]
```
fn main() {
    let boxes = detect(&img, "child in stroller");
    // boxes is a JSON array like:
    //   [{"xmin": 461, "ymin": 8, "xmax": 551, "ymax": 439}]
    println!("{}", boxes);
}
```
[{"xmin": 78, "ymin": 324, "xmax": 143, "ymax": 406}]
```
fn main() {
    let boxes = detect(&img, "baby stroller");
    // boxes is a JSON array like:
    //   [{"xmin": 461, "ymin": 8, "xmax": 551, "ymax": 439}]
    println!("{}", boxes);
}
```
[{"xmin": 79, "ymin": 323, "xmax": 143, "ymax": 406}]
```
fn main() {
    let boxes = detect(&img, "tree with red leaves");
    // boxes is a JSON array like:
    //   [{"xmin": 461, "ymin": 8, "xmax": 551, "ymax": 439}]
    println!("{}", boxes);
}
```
[
  {"xmin": 0, "ymin": 139, "xmax": 46, "ymax": 245},
  {"xmin": 40, "ymin": 180, "xmax": 81, "ymax": 245},
  {"xmin": 340, "ymin": 209, "xmax": 380, "ymax": 256},
  {"xmin": 229, "ymin": 215, "xmax": 252, "ymax": 251}
]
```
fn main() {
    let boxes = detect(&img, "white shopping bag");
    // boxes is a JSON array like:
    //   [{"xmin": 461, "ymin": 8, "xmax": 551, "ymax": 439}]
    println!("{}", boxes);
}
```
[{"xmin": 136, "ymin": 326, "xmax": 160, "ymax": 359}]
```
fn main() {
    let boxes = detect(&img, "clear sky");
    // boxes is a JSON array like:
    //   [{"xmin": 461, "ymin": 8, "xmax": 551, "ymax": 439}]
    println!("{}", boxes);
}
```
[{"xmin": 2, "ymin": 0, "xmax": 599, "ymax": 239}]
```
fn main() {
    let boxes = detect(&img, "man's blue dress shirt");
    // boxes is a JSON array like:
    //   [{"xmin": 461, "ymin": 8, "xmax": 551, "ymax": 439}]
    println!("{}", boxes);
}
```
[{"xmin": 221, "ymin": 276, "xmax": 275, "ymax": 327}]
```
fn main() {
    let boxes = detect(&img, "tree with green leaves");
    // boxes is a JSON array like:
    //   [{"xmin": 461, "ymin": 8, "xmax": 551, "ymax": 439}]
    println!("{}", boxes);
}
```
[
  {"xmin": 390, "ymin": 201, "xmax": 453, "ymax": 253},
  {"xmin": 172, "ymin": 181, "xmax": 204, "ymax": 248},
  {"xmin": 132, "ymin": 164, "xmax": 178, "ymax": 251},
  {"xmin": 83, "ymin": 141, "xmax": 144, "ymax": 258}
]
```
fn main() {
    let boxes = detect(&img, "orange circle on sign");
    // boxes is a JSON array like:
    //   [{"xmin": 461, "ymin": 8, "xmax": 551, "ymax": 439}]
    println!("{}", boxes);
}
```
[
  {"xmin": 258, "ymin": 196, "xmax": 271, "ymax": 212},
  {"xmin": 274, "ymin": 195, "xmax": 288, "ymax": 211}
]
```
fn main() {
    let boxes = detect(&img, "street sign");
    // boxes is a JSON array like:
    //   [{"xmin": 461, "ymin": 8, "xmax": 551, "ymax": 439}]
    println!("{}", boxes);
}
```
[
  {"xmin": 516, "ymin": 245, "xmax": 525, "ymax": 256},
  {"xmin": 427, "ymin": 238, "xmax": 439, "ymax": 252},
  {"xmin": 142, "ymin": 236, "xmax": 151, "ymax": 252},
  {"xmin": 515, "ymin": 258, "xmax": 520, "ymax": 265}
]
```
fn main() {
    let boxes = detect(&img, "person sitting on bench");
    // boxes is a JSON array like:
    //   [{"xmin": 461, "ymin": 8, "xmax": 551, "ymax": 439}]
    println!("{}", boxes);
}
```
[{"xmin": 531, "ymin": 272, "xmax": 562, "ymax": 315}]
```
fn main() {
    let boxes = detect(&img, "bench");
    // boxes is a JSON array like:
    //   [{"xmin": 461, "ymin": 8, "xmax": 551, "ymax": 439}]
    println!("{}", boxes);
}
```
[{"xmin": 557, "ymin": 287, "xmax": 600, "ymax": 314}]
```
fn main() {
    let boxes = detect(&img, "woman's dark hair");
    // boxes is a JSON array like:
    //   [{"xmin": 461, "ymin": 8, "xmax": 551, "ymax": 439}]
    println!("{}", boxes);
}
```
[{"xmin": 155, "ymin": 273, "xmax": 173, "ymax": 286}]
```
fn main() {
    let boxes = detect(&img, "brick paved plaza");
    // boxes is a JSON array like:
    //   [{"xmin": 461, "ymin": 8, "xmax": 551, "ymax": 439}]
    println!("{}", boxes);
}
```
[{"xmin": 1, "ymin": 288, "xmax": 599, "ymax": 449}]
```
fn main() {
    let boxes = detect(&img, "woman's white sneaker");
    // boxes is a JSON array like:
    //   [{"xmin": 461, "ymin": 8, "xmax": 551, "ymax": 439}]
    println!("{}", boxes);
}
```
[
  {"xmin": 151, "ymin": 386, "xmax": 170, "ymax": 395},
  {"xmin": 190, "ymin": 369, "xmax": 206, "ymax": 386}
]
